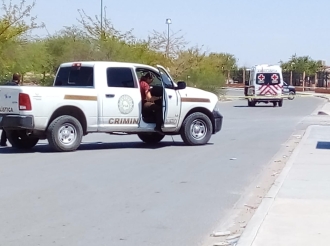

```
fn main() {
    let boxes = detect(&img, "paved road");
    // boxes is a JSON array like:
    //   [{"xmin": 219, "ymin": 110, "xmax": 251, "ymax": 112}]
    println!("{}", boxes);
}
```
[
  {"xmin": 222, "ymin": 87, "xmax": 244, "ymax": 98},
  {"xmin": 0, "ymin": 96, "xmax": 325, "ymax": 246}
]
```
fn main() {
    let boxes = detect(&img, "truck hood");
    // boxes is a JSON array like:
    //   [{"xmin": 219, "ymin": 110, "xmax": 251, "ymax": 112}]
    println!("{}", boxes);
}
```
[{"xmin": 179, "ymin": 86, "xmax": 218, "ymax": 104}]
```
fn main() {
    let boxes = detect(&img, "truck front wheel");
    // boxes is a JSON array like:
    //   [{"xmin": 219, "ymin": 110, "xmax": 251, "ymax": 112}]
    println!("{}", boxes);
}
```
[
  {"xmin": 7, "ymin": 130, "xmax": 39, "ymax": 149},
  {"xmin": 47, "ymin": 115, "xmax": 83, "ymax": 152},
  {"xmin": 180, "ymin": 112, "xmax": 213, "ymax": 146},
  {"xmin": 137, "ymin": 132, "xmax": 165, "ymax": 144}
]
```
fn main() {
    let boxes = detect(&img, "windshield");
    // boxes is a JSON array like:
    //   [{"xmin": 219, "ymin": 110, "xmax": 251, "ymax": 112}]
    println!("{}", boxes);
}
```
[{"xmin": 256, "ymin": 73, "xmax": 281, "ymax": 85}]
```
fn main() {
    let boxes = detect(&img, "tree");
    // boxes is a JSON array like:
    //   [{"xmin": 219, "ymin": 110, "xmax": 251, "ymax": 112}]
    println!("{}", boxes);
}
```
[
  {"xmin": 280, "ymin": 54, "xmax": 323, "ymax": 76},
  {"xmin": 77, "ymin": 7, "xmax": 134, "ymax": 43},
  {"xmin": 0, "ymin": 0, "xmax": 44, "ymax": 82},
  {"xmin": 0, "ymin": 0, "xmax": 239, "ymax": 92},
  {"xmin": 0, "ymin": 0, "xmax": 43, "ymax": 42},
  {"xmin": 147, "ymin": 29, "xmax": 188, "ymax": 60}
]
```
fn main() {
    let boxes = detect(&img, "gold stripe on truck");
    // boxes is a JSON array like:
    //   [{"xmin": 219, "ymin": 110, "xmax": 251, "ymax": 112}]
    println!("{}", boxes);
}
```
[
  {"xmin": 181, "ymin": 97, "xmax": 210, "ymax": 103},
  {"xmin": 64, "ymin": 95, "xmax": 98, "ymax": 101}
]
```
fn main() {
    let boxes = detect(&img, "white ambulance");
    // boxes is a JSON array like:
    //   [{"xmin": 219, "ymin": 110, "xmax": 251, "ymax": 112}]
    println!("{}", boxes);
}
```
[{"xmin": 244, "ymin": 64, "xmax": 284, "ymax": 107}]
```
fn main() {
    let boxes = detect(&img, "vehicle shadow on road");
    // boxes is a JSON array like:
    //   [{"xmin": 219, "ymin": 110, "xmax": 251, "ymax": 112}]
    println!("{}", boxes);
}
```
[
  {"xmin": 0, "ymin": 141, "xmax": 213, "ymax": 154},
  {"xmin": 233, "ymin": 105, "xmax": 275, "ymax": 108},
  {"xmin": 316, "ymin": 141, "xmax": 330, "ymax": 150}
]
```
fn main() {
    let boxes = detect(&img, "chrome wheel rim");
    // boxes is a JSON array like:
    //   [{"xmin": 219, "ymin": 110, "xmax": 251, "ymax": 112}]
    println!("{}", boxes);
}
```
[
  {"xmin": 190, "ymin": 119, "xmax": 207, "ymax": 140},
  {"xmin": 58, "ymin": 123, "xmax": 77, "ymax": 145}
]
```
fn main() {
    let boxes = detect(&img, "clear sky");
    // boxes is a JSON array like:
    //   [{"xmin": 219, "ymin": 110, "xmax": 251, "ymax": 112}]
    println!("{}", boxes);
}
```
[{"xmin": 4, "ymin": 0, "xmax": 329, "ymax": 67}]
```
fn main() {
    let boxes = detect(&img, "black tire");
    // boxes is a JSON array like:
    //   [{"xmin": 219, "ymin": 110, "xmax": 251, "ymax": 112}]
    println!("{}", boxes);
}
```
[
  {"xmin": 7, "ymin": 130, "xmax": 39, "ymax": 149},
  {"xmin": 47, "ymin": 115, "xmax": 83, "ymax": 152},
  {"xmin": 288, "ymin": 91, "xmax": 295, "ymax": 100},
  {"xmin": 137, "ymin": 132, "xmax": 165, "ymax": 144},
  {"xmin": 248, "ymin": 101, "xmax": 255, "ymax": 107},
  {"xmin": 273, "ymin": 101, "xmax": 277, "ymax": 107},
  {"xmin": 180, "ymin": 112, "xmax": 213, "ymax": 146},
  {"xmin": 278, "ymin": 100, "xmax": 283, "ymax": 107}
]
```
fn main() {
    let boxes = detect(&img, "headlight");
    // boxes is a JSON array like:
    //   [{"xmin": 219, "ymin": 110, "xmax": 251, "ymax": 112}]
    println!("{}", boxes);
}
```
[{"xmin": 213, "ymin": 101, "xmax": 221, "ymax": 112}]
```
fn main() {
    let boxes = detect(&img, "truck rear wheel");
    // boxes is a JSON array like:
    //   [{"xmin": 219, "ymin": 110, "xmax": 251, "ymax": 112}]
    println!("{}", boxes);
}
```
[
  {"xmin": 47, "ymin": 115, "xmax": 83, "ymax": 152},
  {"xmin": 7, "ymin": 130, "xmax": 39, "ymax": 149},
  {"xmin": 180, "ymin": 112, "xmax": 213, "ymax": 146},
  {"xmin": 137, "ymin": 132, "xmax": 165, "ymax": 144}
]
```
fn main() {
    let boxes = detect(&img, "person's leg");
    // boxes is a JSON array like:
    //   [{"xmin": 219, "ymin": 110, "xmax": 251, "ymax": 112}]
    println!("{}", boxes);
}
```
[
  {"xmin": 143, "ymin": 102, "xmax": 164, "ymax": 133},
  {"xmin": 149, "ymin": 103, "xmax": 163, "ymax": 132},
  {"xmin": 143, "ymin": 102, "xmax": 153, "ymax": 117},
  {"xmin": 0, "ymin": 130, "xmax": 7, "ymax": 146}
]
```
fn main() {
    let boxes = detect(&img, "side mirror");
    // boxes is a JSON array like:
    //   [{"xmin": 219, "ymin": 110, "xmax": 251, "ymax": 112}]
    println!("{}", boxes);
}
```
[{"xmin": 176, "ymin": 81, "xmax": 186, "ymax": 90}]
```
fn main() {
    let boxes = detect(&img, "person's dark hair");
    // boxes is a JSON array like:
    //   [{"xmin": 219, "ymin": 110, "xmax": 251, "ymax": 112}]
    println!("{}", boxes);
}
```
[
  {"xmin": 141, "ymin": 72, "xmax": 153, "ymax": 81},
  {"xmin": 12, "ymin": 73, "xmax": 21, "ymax": 82}
]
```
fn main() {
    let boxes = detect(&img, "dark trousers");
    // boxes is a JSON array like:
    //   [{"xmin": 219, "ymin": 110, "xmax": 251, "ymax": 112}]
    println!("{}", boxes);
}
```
[
  {"xmin": 143, "ymin": 101, "xmax": 163, "ymax": 128},
  {"xmin": 0, "ymin": 130, "xmax": 7, "ymax": 145}
]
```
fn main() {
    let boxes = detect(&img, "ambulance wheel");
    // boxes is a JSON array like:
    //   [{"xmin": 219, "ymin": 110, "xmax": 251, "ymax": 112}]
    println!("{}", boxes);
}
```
[
  {"xmin": 272, "ymin": 102, "xmax": 277, "ymax": 107},
  {"xmin": 248, "ymin": 101, "xmax": 256, "ymax": 107},
  {"xmin": 278, "ymin": 100, "xmax": 283, "ymax": 107},
  {"xmin": 137, "ymin": 132, "xmax": 165, "ymax": 144},
  {"xmin": 180, "ymin": 112, "xmax": 212, "ymax": 146}
]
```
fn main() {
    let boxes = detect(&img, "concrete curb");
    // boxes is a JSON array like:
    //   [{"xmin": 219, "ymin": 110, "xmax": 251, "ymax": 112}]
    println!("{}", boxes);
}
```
[
  {"xmin": 235, "ymin": 125, "xmax": 314, "ymax": 246},
  {"xmin": 317, "ymin": 101, "xmax": 330, "ymax": 115},
  {"xmin": 318, "ymin": 111, "xmax": 329, "ymax": 115},
  {"xmin": 315, "ymin": 95, "xmax": 330, "ymax": 102}
]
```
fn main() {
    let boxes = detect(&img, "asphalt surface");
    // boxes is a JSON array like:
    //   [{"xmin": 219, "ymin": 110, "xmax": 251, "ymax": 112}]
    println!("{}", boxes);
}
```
[{"xmin": 0, "ymin": 93, "xmax": 325, "ymax": 246}]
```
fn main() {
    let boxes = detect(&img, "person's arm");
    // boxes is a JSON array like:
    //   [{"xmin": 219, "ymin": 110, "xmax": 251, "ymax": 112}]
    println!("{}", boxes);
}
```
[
  {"xmin": 142, "ymin": 81, "xmax": 161, "ymax": 102},
  {"xmin": 145, "ymin": 91, "xmax": 161, "ymax": 102}
]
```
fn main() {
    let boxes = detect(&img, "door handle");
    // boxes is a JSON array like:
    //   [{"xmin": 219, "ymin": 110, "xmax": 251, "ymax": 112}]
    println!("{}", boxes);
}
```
[{"xmin": 106, "ymin": 94, "xmax": 115, "ymax": 98}]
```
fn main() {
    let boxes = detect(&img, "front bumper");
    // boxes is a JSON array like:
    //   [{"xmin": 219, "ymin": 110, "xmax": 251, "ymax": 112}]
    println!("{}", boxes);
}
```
[
  {"xmin": 212, "ymin": 110, "xmax": 223, "ymax": 134},
  {"xmin": 0, "ymin": 114, "xmax": 34, "ymax": 130}
]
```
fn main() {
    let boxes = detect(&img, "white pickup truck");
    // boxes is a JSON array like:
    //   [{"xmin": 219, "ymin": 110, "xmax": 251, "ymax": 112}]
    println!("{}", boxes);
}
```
[{"xmin": 0, "ymin": 61, "xmax": 223, "ymax": 152}]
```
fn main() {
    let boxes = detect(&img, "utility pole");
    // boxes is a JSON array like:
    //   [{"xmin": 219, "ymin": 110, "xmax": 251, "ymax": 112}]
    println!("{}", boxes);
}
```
[
  {"xmin": 165, "ymin": 18, "xmax": 171, "ymax": 58},
  {"xmin": 100, "ymin": 0, "xmax": 103, "ymax": 38}
]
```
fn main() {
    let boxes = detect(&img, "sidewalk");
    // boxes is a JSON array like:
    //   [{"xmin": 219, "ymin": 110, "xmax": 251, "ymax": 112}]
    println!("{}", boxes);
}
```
[{"xmin": 236, "ymin": 125, "xmax": 330, "ymax": 246}]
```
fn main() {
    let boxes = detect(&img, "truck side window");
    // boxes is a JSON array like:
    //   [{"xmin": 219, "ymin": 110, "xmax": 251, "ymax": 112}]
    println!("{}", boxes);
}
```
[
  {"xmin": 107, "ymin": 67, "xmax": 136, "ymax": 88},
  {"xmin": 54, "ymin": 66, "xmax": 94, "ymax": 87},
  {"xmin": 159, "ymin": 71, "xmax": 173, "ymax": 89}
]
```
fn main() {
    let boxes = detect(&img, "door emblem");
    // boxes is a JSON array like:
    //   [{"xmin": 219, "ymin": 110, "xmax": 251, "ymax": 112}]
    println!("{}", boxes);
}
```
[{"xmin": 118, "ymin": 95, "xmax": 134, "ymax": 114}]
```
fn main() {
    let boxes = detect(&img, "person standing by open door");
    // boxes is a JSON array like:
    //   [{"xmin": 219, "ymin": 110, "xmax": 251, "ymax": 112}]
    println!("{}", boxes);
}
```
[{"xmin": 0, "ymin": 73, "xmax": 21, "ymax": 146}]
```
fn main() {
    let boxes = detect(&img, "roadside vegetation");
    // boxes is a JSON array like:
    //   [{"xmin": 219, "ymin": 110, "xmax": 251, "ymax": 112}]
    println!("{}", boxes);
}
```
[{"xmin": 0, "ymin": 0, "xmax": 324, "ymax": 93}]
